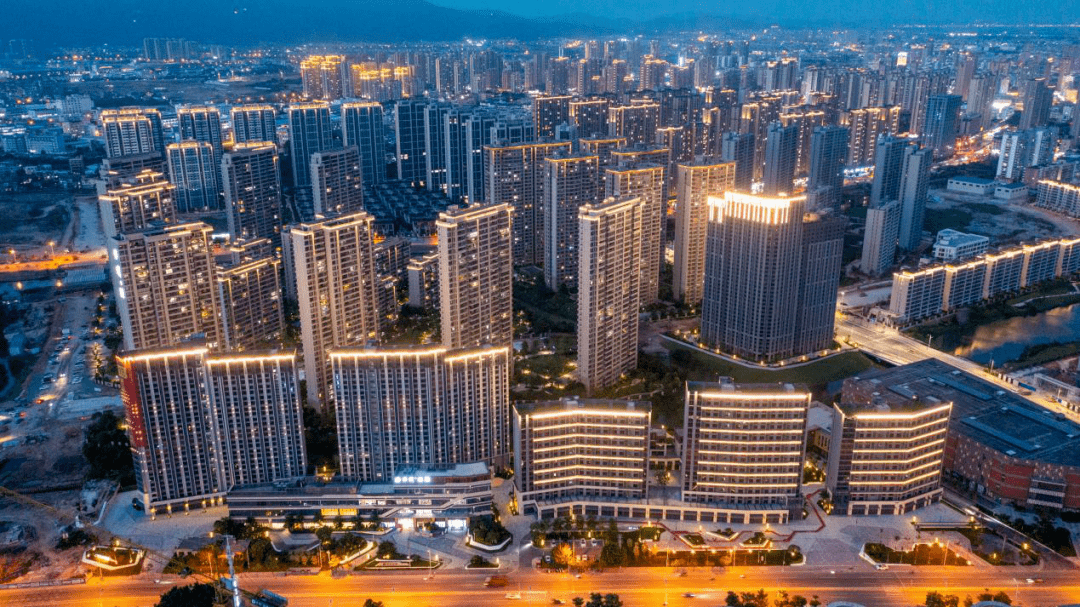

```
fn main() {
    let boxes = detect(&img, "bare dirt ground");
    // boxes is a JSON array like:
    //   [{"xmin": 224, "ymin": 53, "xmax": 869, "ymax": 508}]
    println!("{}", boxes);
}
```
[
  {"xmin": 0, "ymin": 192, "xmax": 74, "ymax": 254},
  {"xmin": 928, "ymin": 189, "xmax": 1080, "ymax": 247}
]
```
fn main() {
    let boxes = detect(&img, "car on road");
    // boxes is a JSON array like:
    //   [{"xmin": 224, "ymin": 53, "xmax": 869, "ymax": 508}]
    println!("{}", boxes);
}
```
[
  {"xmin": 875, "ymin": 564, "xmax": 889, "ymax": 571},
  {"xmin": 682, "ymin": 593, "xmax": 695, "ymax": 598},
  {"xmin": 1026, "ymin": 578, "xmax": 1043, "ymax": 584},
  {"xmin": 505, "ymin": 593, "xmax": 521, "ymax": 600}
]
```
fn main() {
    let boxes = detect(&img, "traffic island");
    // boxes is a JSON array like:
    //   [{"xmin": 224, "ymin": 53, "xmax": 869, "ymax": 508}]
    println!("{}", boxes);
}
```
[
  {"xmin": 356, "ymin": 556, "xmax": 441, "ymax": 570},
  {"xmin": 81, "ymin": 545, "xmax": 144, "ymax": 576},
  {"xmin": 862, "ymin": 541, "xmax": 969, "ymax": 566},
  {"xmin": 355, "ymin": 540, "xmax": 441, "ymax": 570},
  {"xmin": 465, "ymin": 555, "xmax": 500, "ymax": 569}
]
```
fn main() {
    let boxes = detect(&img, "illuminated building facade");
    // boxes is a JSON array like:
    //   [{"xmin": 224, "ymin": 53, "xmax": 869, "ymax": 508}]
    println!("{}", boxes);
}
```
[
  {"xmin": 513, "ymin": 398, "xmax": 651, "ymax": 505},
  {"xmin": 682, "ymin": 382, "xmax": 810, "ymax": 521},
  {"xmin": 605, "ymin": 164, "xmax": 665, "ymax": 304},
  {"xmin": 608, "ymin": 103, "xmax": 660, "ymax": 146},
  {"xmin": 485, "ymin": 141, "xmax": 572, "ymax": 265},
  {"xmin": 217, "ymin": 246, "xmax": 285, "ymax": 352},
  {"xmin": 301, "ymin": 55, "xmax": 348, "ymax": 101},
  {"xmin": 284, "ymin": 212, "xmax": 381, "ymax": 407},
  {"xmin": 310, "ymin": 146, "xmax": 365, "ymax": 217},
  {"xmin": 225, "ymin": 462, "xmax": 492, "ymax": 529},
  {"xmin": 701, "ymin": 192, "xmax": 844, "ymax": 361},
  {"xmin": 119, "ymin": 347, "xmax": 305, "ymax": 514},
  {"xmin": 221, "ymin": 142, "xmax": 282, "ymax": 247},
  {"xmin": 673, "ymin": 161, "xmax": 736, "ymax": 304},
  {"xmin": 888, "ymin": 237, "xmax": 1080, "ymax": 322},
  {"xmin": 1035, "ymin": 180, "xmax": 1080, "ymax": 219},
  {"xmin": 98, "ymin": 170, "xmax": 176, "ymax": 239},
  {"xmin": 543, "ymin": 155, "xmax": 600, "ymax": 290},
  {"xmin": 436, "ymin": 203, "xmax": 514, "ymax": 350},
  {"xmin": 110, "ymin": 222, "xmax": 221, "ymax": 351},
  {"xmin": 578, "ymin": 196, "xmax": 644, "ymax": 395},
  {"xmin": 331, "ymin": 346, "xmax": 511, "ymax": 482},
  {"xmin": 287, "ymin": 103, "xmax": 334, "ymax": 216},
  {"xmin": 100, "ymin": 108, "xmax": 164, "ymax": 158},
  {"xmin": 533, "ymin": 95, "xmax": 571, "ymax": 139},
  {"xmin": 177, "ymin": 106, "xmax": 225, "ymax": 164},
  {"xmin": 570, "ymin": 98, "xmax": 611, "ymax": 139},
  {"xmin": 860, "ymin": 359, "xmax": 1080, "ymax": 512},
  {"xmin": 407, "ymin": 253, "xmax": 440, "ymax": 311},
  {"xmin": 827, "ymin": 383, "xmax": 952, "ymax": 515},
  {"xmin": 230, "ymin": 105, "xmax": 277, "ymax": 145},
  {"xmin": 166, "ymin": 141, "xmax": 220, "ymax": 213},
  {"xmin": 204, "ymin": 352, "xmax": 307, "ymax": 490},
  {"xmin": 342, "ymin": 101, "xmax": 386, "ymax": 186},
  {"xmin": 842, "ymin": 106, "xmax": 900, "ymax": 168}
]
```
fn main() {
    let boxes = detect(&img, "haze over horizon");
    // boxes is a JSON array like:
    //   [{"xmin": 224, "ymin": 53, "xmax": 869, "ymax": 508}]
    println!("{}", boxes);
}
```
[
  {"xmin": 2, "ymin": 0, "xmax": 1078, "ymax": 49},
  {"xmin": 431, "ymin": 0, "xmax": 1077, "ymax": 24}
]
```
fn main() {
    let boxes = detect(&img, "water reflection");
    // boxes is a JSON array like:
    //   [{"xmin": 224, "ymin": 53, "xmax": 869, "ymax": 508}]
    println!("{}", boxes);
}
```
[{"xmin": 953, "ymin": 304, "xmax": 1080, "ymax": 364}]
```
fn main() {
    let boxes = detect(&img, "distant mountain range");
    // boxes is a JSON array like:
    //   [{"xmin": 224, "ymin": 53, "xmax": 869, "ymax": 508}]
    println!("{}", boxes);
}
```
[
  {"xmin": 2, "ymin": 0, "xmax": 788, "ymax": 49},
  {"xmin": 5, "ymin": 0, "xmax": 600, "ymax": 48},
  {"xmin": 3, "ymin": 0, "xmax": 1070, "ymax": 49}
]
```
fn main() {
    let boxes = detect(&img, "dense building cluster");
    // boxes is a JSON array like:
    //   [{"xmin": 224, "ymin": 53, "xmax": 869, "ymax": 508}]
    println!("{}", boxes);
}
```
[{"xmin": 5, "ymin": 26, "xmax": 1077, "ymax": 524}]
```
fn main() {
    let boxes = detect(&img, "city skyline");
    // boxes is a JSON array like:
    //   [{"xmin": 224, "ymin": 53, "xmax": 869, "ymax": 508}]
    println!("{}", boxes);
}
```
[{"xmin": 2, "ymin": 14, "xmax": 1080, "ymax": 607}]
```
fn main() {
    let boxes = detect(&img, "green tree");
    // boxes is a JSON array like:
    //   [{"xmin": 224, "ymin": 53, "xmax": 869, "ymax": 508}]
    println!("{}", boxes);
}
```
[
  {"xmin": 377, "ymin": 540, "xmax": 402, "ymax": 559},
  {"xmin": 156, "ymin": 582, "xmax": 216, "ymax": 607},
  {"xmin": 363, "ymin": 600, "xmax": 385, "ymax": 607},
  {"xmin": 572, "ymin": 598, "xmax": 584, "ymax": 607},
  {"xmin": 925, "ymin": 592, "xmax": 959, "ymax": 607},
  {"xmin": 605, "ymin": 519, "xmax": 619, "ymax": 542},
  {"xmin": 82, "ymin": 410, "xmax": 134, "ymax": 486},
  {"xmin": 585, "ymin": 593, "xmax": 623, "ymax": 607},
  {"xmin": 599, "ymin": 542, "xmax": 625, "ymax": 567}
]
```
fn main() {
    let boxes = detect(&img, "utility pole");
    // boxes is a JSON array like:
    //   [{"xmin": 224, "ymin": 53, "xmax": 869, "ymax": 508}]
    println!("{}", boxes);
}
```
[{"xmin": 223, "ymin": 534, "xmax": 241, "ymax": 607}]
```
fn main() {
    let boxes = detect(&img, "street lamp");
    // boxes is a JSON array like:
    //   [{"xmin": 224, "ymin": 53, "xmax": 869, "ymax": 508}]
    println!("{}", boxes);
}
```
[
  {"xmin": 47, "ymin": 241, "xmax": 55, "ymax": 258},
  {"xmin": 8, "ymin": 249, "xmax": 16, "ymax": 264}
]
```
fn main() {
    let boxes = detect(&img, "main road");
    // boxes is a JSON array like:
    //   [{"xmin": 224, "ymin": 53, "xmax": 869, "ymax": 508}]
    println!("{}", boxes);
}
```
[
  {"xmin": 835, "ymin": 314, "xmax": 1080, "ymax": 423},
  {"xmin": 4, "ymin": 566, "xmax": 1079, "ymax": 607}
]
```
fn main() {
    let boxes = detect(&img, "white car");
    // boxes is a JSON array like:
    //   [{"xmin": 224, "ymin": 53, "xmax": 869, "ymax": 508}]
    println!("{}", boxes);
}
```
[
  {"xmin": 505, "ymin": 593, "xmax": 522, "ymax": 600},
  {"xmin": 875, "ymin": 564, "xmax": 889, "ymax": 571}
]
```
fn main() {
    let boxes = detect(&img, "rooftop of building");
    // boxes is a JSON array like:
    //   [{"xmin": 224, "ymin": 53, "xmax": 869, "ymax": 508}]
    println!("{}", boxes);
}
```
[
  {"xmin": 514, "ymin": 397, "xmax": 652, "ymax": 416},
  {"xmin": 394, "ymin": 461, "xmax": 489, "ymax": 479},
  {"xmin": 227, "ymin": 462, "xmax": 491, "ymax": 498},
  {"xmin": 807, "ymin": 404, "xmax": 834, "ymax": 432},
  {"xmin": 837, "ymin": 378, "xmax": 950, "ymax": 415},
  {"xmin": 845, "ymin": 359, "xmax": 1080, "ymax": 467},
  {"xmin": 996, "ymin": 182, "xmax": 1028, "ymax": 190},
  {"xmin": 948, "ymin": 176, "xmax": 995, "ymax": 185},
  {"xmin": 934, "ymin": 229, "xmax": 990, "ymax": 247},
  {"xmin": 686, "ymin": 380, "xmax": 810, "ymax": 397}
]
